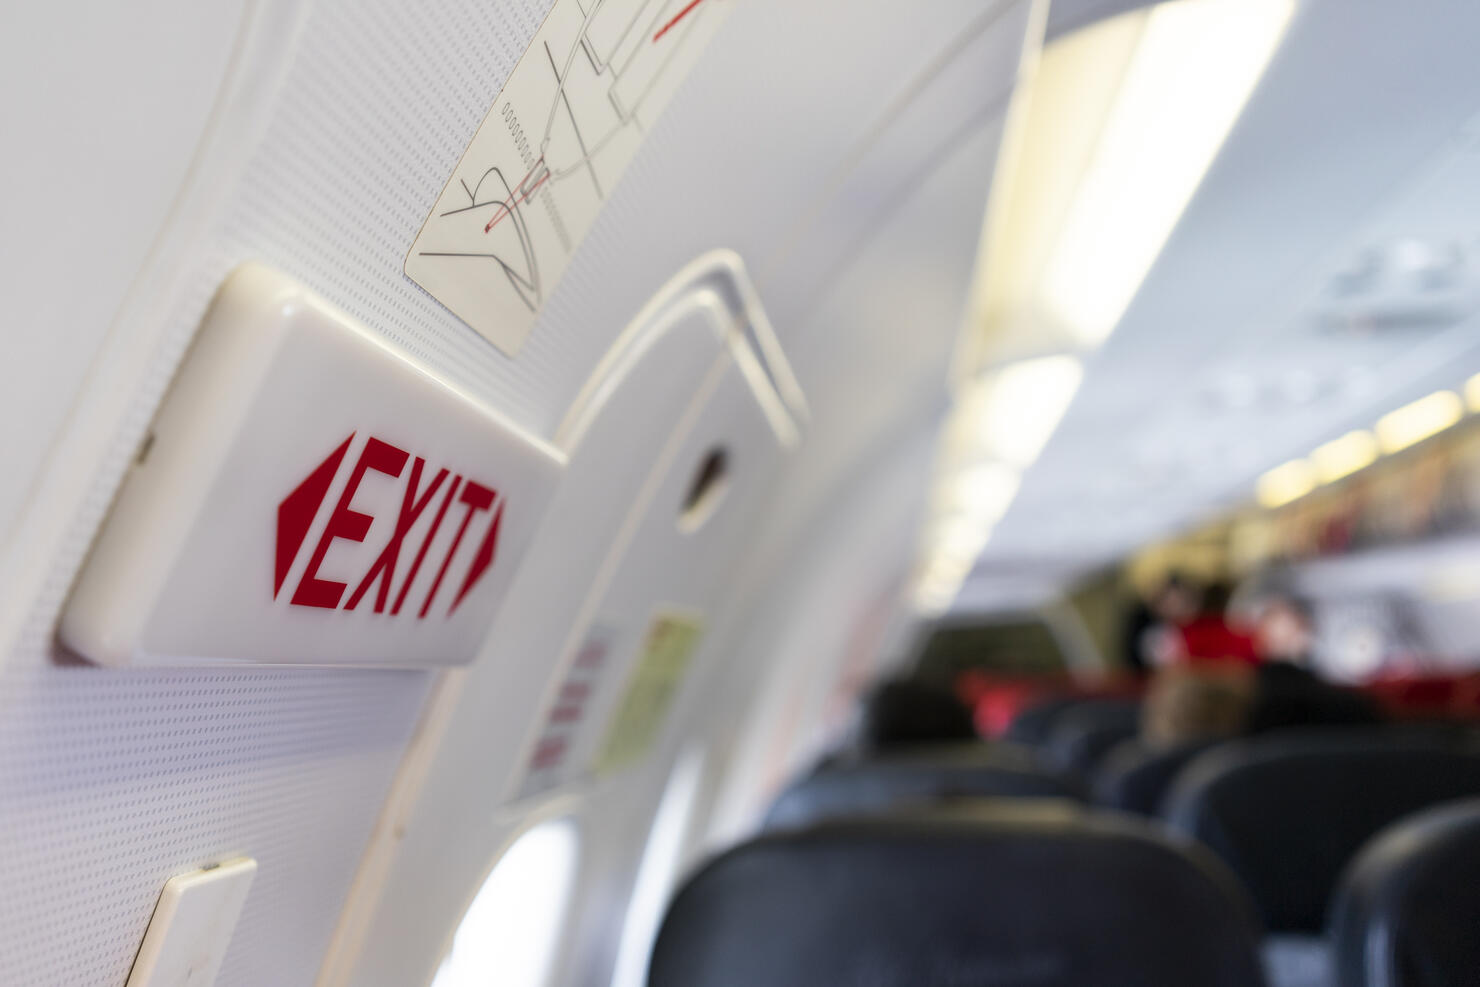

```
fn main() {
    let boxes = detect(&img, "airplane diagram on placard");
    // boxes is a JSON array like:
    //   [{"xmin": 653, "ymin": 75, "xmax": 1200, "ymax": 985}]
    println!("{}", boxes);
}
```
[{"xmin": 405, "ymin": 0, "xmax": 731, "ymax": 355}]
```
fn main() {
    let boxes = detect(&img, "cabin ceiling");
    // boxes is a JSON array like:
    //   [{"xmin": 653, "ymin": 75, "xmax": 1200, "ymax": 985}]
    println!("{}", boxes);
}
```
[{"xmin": 955, "ymin": 0, "xmax": 1480, "ymax": 611}]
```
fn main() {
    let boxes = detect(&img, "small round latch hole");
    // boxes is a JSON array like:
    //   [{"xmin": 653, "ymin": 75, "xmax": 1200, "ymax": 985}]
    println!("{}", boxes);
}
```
[{"xmin": 678, "ymin": 447, "xmax": 730, "ymax": 533}]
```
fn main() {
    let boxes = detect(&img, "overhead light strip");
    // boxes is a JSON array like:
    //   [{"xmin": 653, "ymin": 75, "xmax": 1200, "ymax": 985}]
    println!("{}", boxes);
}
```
[
  {"xmin": 1256, "ymin": 387, "xmax": 1474, "ymax": 509},
  {"xmin": 1375, "ymin": 390, "xmax": 1463, "ymax": 454},
  {"xmin": 1041, "ymin": 0, "xmax": 1295, "ymax": 346}
]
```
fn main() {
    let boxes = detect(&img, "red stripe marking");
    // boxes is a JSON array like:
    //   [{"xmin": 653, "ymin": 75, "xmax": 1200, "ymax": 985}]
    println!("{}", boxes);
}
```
[
  {"xmin": 652, "ymin": 0, "xmax": 708, "ymax": 42},
  {"xmin": 576, "ymin": 646, "xmax": 607, "ymax": 668},
  {"xmin": 548, "ymin": 705, "xmax": 584, "ymax": 725},
  {"xmin": 532, "ymin": 736, "xmax": 568, "ymax": 768},
  {"xmin": 484, "ymin": 161, "xmax": 550, "ymax": 233}
]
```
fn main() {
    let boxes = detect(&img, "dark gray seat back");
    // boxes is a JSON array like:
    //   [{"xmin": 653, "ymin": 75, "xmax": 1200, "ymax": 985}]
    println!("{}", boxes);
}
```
[
  {"xmin": 1165, "ymin": 732, "xmax": 1480, "ymax": 933},
  {"xmin": 1330, "ymin": 798, "xmax": 1480, "ymax": 987},
  {"xmin": 764, "ymin": 742, "xmax": 1083, "ymax": 830},
  {"xmin": 650, "ymin": 804, "xmax": 1267, "ymax": 987}
]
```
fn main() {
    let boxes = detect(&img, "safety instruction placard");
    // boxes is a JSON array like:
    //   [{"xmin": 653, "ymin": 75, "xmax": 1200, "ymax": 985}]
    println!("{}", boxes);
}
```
[
  {"xmin": 406, "ymin": 0, "xmax": 733, "ymax": 354},
  {"xmin": 516, "ymin": 625, "xmax": 616, "ymax": 798},
  {"xmin": 595, "ymin": 612, "xmax": 703, "ymax": 774}
]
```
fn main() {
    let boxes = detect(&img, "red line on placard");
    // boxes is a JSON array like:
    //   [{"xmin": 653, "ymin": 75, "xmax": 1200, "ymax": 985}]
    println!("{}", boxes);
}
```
[
  {"xmin": 576, "ymin": 646, "xmax": 607, "ymax": 668},
  {"xmin": 652, "ymin": 0, "xmax": 708, "ymax": 42},
  {"xmin": 548, "ymin": 705, "xmax": 584, "ymax": 725},
  {"xmin": 532, "ymin": 736, "xmax": 568, "ymax": 768},
  {"xmin": 484, "ymin": 160, "xmax": 550, "ymax": 233}
]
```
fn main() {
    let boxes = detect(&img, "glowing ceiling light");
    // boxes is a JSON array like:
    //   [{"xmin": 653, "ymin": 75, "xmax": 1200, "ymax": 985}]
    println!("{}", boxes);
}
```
[
  {"xmin": 1310, "ymin": 429, "xmax": 1377, "ymax": 484},
  {"xmin": 929, "ymin": 514, "xmax": 993, "ymax": 562},
  {"xmin": 912, "ymin": 550, "xmax": 978, "ymax": 614},
  {"xmin": 920, "ymin": 551, "xmax": 976, "ymax": 587},
  {"xmin": 1256, "ymin": 458, "xmax": 1315, "ymax": 508},
  {"xmin": 1375, "ymin": 390, "xmax": 1463, "ymax": 454},
  {"xmin": 913, "ymin": 500, "xmax": 1002, "ymax": 614},
  {"xmin": 1041, "ymin": 0, "xmax": 1294, "ymax": 345},
  {"xmin": 970, "ymin": 355, "xmax": 1084, "ymax": 466},
  {"xmin": 918, "ymin": 355, "xmax": 1074, "ymax": 612},
  {"xmin": 912, "ymin": 580, "xmax": 961, "ymax": 615},
  {"xmin": 1465, "ymin": 372, "xmax": 1480, "ymax": 412},
  {"xmin": 943, "ymin": 463, "xmax": 1022, "ymax": 525}
]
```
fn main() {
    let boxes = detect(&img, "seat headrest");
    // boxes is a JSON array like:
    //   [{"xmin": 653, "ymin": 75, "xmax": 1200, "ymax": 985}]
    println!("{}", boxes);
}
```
[
  {"xmin": 1004, "ymin": 696, "xmax": 1087, "ymax": 746},
  {"xmin": 857, "ymin": 679, "xmax": 977, "ymax": 747},
  {"xmin": 1092, "ymin": 739, "xmax": 1219, "ymax": 816},
  {"xmin": 1043, "ymin": 701, "xmax": 1141, "ymax": 774},
  {"xmin": 650, "ymin": 804, "xmax": 1267, "ymax": 987},
  {"xmin": 1330, "ymin": 798, "xmax": 1480, "ymax": 987},
  {"xmin": 763, "ymin": 742, "xmax": 1083, "ymax": 830},
  {"xmin": 1164, "ymin": 731, "xmax": 1480, "ymax": 933}
]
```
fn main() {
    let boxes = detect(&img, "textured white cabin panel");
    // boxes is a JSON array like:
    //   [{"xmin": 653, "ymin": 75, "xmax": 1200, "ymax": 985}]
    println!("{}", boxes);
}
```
[
  {"xmin": 0, "ymin": 658, "xmax": 431, "ymax": 986},
  {"xmin": 0, "ymin": 0, "xmax": 250, "ymax": 552}
]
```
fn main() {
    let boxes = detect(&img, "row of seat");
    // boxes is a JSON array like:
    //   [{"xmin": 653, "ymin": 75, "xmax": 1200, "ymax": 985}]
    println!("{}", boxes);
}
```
[
  {"xmin": 763, "ymin": 742, "xmax": 1084, "ymax": 830},
  {"xmin": 767, "ymin": 726, "xmax": 1480, "ymax": 931},
  {"xmin": 650, "ymin": 802, "xmax": 1266, "ymax": 986},
  {"xmin": 1020, "ymin": 696, "xmax": 1480, "ymax": 941},
  {"xmin": 1097, "ymin": 720, "xmax": 1480, "ymax": 817},
  {"xmin": 652, "ymin": 793, "xmax": 1480, "ymax": 986},
  {"xmin": 1164, "ymin": 731, "xmax": 1480, "ymax": 934},
  {"xmin": 646, "ymin": 689, "xmax": 1480, "ymax": 986},
  {"xmin": 1331, "ymin": 798, "xmax": 1480, "ymax": 987}
]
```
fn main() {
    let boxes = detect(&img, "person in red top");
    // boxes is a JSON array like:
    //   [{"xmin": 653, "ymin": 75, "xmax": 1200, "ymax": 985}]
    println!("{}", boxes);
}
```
[
  {"xmin": 1138, "ymin": 577, "xmax": 1259, "ymax": 668},
  {"xmin": 1141, "ymin": 589, "xmax": 1382, "ymax": 748},
  {"xmin": 1178, "ymin": 583, "xmax": 1260, "ymax": 665}
]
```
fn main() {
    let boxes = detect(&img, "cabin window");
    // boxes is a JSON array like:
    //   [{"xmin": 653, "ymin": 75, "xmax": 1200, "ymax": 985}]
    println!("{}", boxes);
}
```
[
  {"xmin": 610, "ymin": 746, "xmax": 707, "ymax": 987},
  {"xmin": 431, "ymin": 817, "xmax": 579, "ymax": 987}
]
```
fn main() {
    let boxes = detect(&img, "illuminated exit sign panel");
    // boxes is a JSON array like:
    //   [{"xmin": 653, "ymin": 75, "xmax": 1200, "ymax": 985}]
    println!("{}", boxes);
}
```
[{"xmin": 61, "ymin": 264, "xmax": 564, "ymax": 668}]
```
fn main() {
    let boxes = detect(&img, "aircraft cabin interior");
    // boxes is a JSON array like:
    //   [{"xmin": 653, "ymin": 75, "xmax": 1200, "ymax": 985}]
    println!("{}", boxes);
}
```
[{"xmin": 9, "ymin": 0, "xmax": 1480, "ymax": 985}]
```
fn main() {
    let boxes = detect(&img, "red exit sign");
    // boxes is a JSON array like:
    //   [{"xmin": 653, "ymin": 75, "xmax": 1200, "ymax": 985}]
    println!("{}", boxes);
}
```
[
  {"xmin": 275, "ymin": 433, "xmax": 505, "ymax": 620},
  {"xmin": 60, "ymin": 264, "xmax": 564, "ymax": 667}
]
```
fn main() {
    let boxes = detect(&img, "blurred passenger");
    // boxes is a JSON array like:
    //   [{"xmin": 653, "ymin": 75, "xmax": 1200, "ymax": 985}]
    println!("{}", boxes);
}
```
[
  {"xmin": 1120, "ymin": 593, "xmax": 1156, "ymax": 674},
  {"xmin": 1131, "ymin": 575, "xmax": 1258, "ymax": 668},
  {"xmin": 1131, "ymin": 572, "xmax": 1204, "ymax": 668},
  {"xmin": 1176, "ymin": 582, "xmax": 1259, "ymax": 665},
  {"xmin": 1141, "ymin": 592, "xmax": 1381, "ymax": 747},
  {"xmin": 1246, "ymin": 593, "xmax": 1382, "ymax": 733},
  {"xmin": 857, "ymin": 677, "xmax": 978, "ymax": 749},
  {"xmin": 1253, "ymin": 592, "xmax": 1315, "ymax": 662},
  {"xmin": 1142, "ymin": 662, "xmax": 1256, "ymax": 749}
]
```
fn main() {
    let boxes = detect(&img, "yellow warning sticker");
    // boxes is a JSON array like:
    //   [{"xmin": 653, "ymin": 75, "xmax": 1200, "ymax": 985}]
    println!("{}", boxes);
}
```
[{"xmin": 595, "ymin": 612, "xmax": 703, "ymax": 773}]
